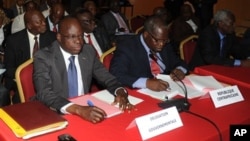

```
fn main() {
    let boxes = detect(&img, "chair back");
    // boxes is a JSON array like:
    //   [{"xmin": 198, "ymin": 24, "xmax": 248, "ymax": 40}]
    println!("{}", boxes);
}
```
[
  {"xmin": 100, "ymin": 47, "xmax": 116, "ymax": 70},
  {"xmin": 135, "ymin": 26, "xmax": 144, "ymax": 34},
  {"xmin": 129, "ymin": 15, "xmax": 146, "ymax": 33},
  {"xmin": 15, "ymin": 59, "xmax": 35, "ymax": 103},
  {"xmin": 179, "ymin": 35, "xmax": 198, "ymax": 64}
]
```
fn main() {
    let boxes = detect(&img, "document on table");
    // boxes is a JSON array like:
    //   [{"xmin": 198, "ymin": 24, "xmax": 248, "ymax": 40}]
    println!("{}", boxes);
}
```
[
  {"xmin": 138, "ymin": 74, "xmax": 224, "ymax": 100},
  {"xmin": 92, "ymin": 89, "xmax": 143, "ymax": 106}
]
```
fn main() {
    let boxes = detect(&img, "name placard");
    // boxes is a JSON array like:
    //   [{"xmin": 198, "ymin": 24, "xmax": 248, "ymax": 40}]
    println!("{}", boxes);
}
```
[
  {"xmin": 210, "ymin": 85, "xmax": 244, "ymax": 108},
  {"xmin": 135, "ymin": 106, "xmax": 183, "ymax": 140}
]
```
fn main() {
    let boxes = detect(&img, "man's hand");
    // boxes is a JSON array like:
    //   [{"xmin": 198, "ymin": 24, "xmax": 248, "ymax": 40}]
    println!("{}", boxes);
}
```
[
  {"xmin": 113, "ymin": 88, "xmax": 135, "ymax": 111},
  {"xmin": 170, "ymin": 68, "xmax": 185, "ymax": 81},
  {"xmin": 66, "ymin": 104, "xmax": 107, "ymax": 124},
  {"xmin": 146, "ymin": 78, "xmax": 169, "ymax": 91},
  {"xmin": 241, "ymin": 59, "xmax": 250, "ymax": 67}
]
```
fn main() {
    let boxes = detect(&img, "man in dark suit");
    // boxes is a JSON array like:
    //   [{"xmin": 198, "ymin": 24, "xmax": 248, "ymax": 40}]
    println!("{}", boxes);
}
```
[
  {"xmin": 4, "ymin": 10, "xmax": 56, "ymax": 104},
  {"xmin": 33, "ymin": 16, "xmax": 133, "ymax": 123},
  {"xmin": 101, "ymin": 0, "xmax": 130, "ymax": 44},
  {"xmin": 74, "ymin": 9, "xmax": 112, "ymax": 57},
  {"xmin": 45, "ymin": 2, "xmax": 65, "ymax": 33},
  {"xmin": 11, "ymin": 0, "xmax": 24, "ymax": 18},
  {"xmin": 189, "ymin": 9, "xmax": 250, "ymax": 70},
  {"xmin": 110, "ymin": 15, "xmax": 188, "ymax": 92},
  {"xmin": 170, "ymin": 4, "xmax": 200, "ymax": 55}
]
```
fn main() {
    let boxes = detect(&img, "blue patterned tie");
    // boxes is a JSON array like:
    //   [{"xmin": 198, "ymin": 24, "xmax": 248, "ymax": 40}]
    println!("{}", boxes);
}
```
[{"xmin": 68, "ymin": 56, "xmax": 78, "ymax": 98}]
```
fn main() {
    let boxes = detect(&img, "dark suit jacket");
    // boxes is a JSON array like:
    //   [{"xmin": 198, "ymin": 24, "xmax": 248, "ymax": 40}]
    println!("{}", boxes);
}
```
[
  {"xmin": 170, "ymin": 16, "xmax": 200, "ymax": 53},
  {"xmin": 0, "ymin": 22, "xmax": 12, "ymax": 53},
  {"xmin": 4, "ymin": 29, "xmax": 56, "ymax": 90},
  {"xmin": 33, "ymin": 41, "xmax": 123, "ymax": 111},
  {"xmin": 10, "ymin": 5, "xmax": 21, "ymax": 18},
  {"xmin": 110, "ymin": 35, "xmax": 188, "ymax": 88},
  {"xmin": 189, "ymin": 25, "xmax": 248, "ymax": 70},
  {"xmin": 101, "ymin": 11, "xmax": 130, "ymax": 42},
  {"xmin": 93, "ymin": 24, "xmax": 112, "ymax": 52}
]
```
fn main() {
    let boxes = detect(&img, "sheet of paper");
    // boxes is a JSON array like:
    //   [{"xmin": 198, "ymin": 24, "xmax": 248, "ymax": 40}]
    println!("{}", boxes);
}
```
[
  {"xmin": 186, "ymin": 75, "xmax": 224, "ymax": 91},
  {"xmin": 0, "ymin": 69, "xmax": 6, "ymax": 75},
  {"xmin": 156, "ymin": 74, "xmax": 204, "ymax": 99},
  {"xmin": 92, "ymin": 89, "xmax": 143, "ymax": 106},
  {"xmin": 70, "ymin": 94, "xmax": 122, "ymax": 118},
  {"xmin": 137, "ymin": 89, "xmax": 179, "ymax": 100}
]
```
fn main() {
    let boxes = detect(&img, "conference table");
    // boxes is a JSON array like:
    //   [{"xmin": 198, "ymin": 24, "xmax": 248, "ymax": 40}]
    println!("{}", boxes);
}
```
[
  {"xmin": 1, "ymin": 84, "xmax": 250, "ymax": 140},
  {"xmin": 194, "ymin": 65, "xmax": 250, "ymax": 89}
]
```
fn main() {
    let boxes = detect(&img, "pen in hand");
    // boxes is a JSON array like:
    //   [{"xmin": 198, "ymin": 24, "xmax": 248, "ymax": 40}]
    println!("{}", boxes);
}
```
[{"xmin": 87, "ymin": 100, "xmax": 94, "ymax": 107}]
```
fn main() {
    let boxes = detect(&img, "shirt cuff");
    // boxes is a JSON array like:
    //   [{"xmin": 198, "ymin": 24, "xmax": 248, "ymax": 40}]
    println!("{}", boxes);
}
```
[
  {"xmin": 114, "ymin": 87, "xmax": 128, "ymax": 96},
  {"xmin": 60, "ymin": 103, "xmax": 74, "ymax": 114},
  {"xmin": 132, "ymin": 77, "xmax": 148, "ymax": 89},
  {"xmin": 176, "ymin": 66, "xmax": 187, "ymax": 74},
  {"xmin": 234, "ymin": 59, "xmax": 241, "ymax": 66}
]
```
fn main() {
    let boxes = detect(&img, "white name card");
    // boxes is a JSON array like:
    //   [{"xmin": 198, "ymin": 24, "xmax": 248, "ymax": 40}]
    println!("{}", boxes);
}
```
[
  {"xmin": 210, "ymin": 85, "xmax": 244, "ymax": 108},
  {"xmin": 135, "ymin": 106, "xmax": 183, "ymax": 140}
]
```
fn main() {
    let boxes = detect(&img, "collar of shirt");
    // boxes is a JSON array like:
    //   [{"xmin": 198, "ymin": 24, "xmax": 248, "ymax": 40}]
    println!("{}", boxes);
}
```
[
  {"xmin": 217, "ymin": 30, "xmax": 226, "ymax": 40},
  {"xmin": 48, "ymin": 16, "xmax": 57, "ymax": 31},
  {"xmin": 27, "ymin": 30, "xmax": 40, "ymax": 57}
]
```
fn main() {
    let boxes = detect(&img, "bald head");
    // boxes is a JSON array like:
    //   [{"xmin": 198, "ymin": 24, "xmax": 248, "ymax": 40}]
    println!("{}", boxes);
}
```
[
  {"xmin": 24, "ymin": 10, "xmax": 46, "ymax": 35},
  {"xmin": 57, "ymin": 16, "xmax": 84, "ymax": 55}
]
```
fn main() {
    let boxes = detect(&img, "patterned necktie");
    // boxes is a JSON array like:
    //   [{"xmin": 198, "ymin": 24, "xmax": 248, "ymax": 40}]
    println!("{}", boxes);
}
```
[
  {"xmin": 68, "ymin": 56, "xmax": 78, "ymax": 98},
  {"xmin": 149, "ymin": 53, "xmax": 161, "ymax": 76},
  {"xmin": 86, "ymin": 34, "xmax": 99, "ymax": 57},
  {"xmin": 52, "ymin": 25, "xmax": 57, "ymax": 32},
  {"xmin": 33, "ymin": 36, "xmax": 39, "ymax": 56}
]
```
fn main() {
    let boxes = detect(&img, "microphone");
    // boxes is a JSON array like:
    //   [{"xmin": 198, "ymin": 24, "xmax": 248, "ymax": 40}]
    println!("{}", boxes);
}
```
[
  {"xmin": 149, "ymin": 50, "xmax": 190, "ymax": 112},
  {"xmin": 158, "ymin": 71, "xmax": 190, "ymax": 112}
]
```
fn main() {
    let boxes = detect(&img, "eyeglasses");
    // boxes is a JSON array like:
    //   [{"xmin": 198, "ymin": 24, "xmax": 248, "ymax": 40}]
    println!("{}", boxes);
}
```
[
  {"xmin": 148, "ymin": 32, "xmax": 170, "ymax": 44},
  {"xmin": 60, "ymin": 33, "xmax": 84, "ymax": 40}
]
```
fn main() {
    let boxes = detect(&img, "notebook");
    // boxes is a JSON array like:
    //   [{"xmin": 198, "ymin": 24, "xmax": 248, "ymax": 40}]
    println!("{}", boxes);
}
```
[{"xmin": 0, "ymin": 101, "xmax": 68, "ymax": 139}]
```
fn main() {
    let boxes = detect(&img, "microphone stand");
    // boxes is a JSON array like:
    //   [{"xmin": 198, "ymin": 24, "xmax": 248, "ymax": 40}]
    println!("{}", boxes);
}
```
[{"xmin": 149, "ymin": 50, "xmax": 190, "ymax": 112}]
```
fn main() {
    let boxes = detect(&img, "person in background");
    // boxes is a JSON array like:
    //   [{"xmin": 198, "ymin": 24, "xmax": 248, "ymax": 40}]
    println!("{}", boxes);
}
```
[
  {"xmin": 75, "ymin": 9, "xmax": 112, "ymax": 58},
  {"xmin": 45, "ymin": 2, "xmax": 65, "ymax": 33},
  {"xmin": 41, "ymin": 0, "xmax": 67, "ymax": 18},
  {"xmin": 10, "ymin": 0, "xmax": 24, "ymax": 18},
  {"xmin": 0, "ymin": 7, "xmax": 12, "ymax": 59},
  {"xmin": 33, "ymin": 16, "xmax": 134, "ymax": 123},
  {"xmin": 152, "ymin": 6, "xmax": 172, "ymax": 25},
  {"xmin": 169, "ymin": 4, "xmax": 200, "ymax": 55},
  {"xmin": 110, "ymin": 15, "xmax": 188, "ymax": 92},
  {"xmin": 4, "ymin": 10, "xmax": 56, "ymax": 104},
  {"xmin": 101, "ymin": 0, "xmax": 131, "ymax": 44},
  {"xmin": 192, "ymin": 0, "xmax": 217, "ymax": 29},
  {"xmin": 0, "ymin": 8, "xmax": 10, "ymax": 107},
  {"xmin": 11, "ymin": 0, "xmax": 39, "ymax": 34},
  {"xmin": 189, "ymin": 9, "xmax": 250, "ymax": 70},
  {"xmin": 0, "ymin": 0, "xmax": 14, "ymax": 20}
]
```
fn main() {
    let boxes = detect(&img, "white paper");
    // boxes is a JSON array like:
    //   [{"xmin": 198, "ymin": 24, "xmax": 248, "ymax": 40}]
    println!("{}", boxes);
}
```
[
  {"xmin": 187, "ymin": 75, "xmax": 224, "ymax": 91},
  {"xmin": 138, "ymin": 88, "xmax": 179, "ymax": 100},
  {"xmin": 210, "ymin": 85, "xmax": 244, "ymax": 108},
  {"xmin": 138, "ymin": 74, "xmax": 224, "ymax": 100},
  {"xmin": 0, "ymin": 69, "xmax": 6, "ymax": 75},
  {"xmin": 92, "ymin": 89, "xmax": 143, "ymax": 106},
  {"xmin": 135, "ymin": 106, "xmax": 183, "ymax": 140}
]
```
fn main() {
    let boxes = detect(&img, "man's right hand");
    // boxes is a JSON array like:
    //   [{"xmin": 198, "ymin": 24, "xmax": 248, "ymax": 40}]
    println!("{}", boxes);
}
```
[
  {"xmin": 66, "ymin": 104, "xmax": 107, "ymax": 124},
  {"xmin": 146, "ymin": 78, "xmax": 169, "ymax": 91}
]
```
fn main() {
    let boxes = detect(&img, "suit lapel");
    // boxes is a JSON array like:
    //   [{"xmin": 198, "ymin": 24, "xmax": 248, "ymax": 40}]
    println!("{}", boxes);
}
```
[{"xmin": 53, "ymin": 42, "xmax": 69, "ymax": 97}]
